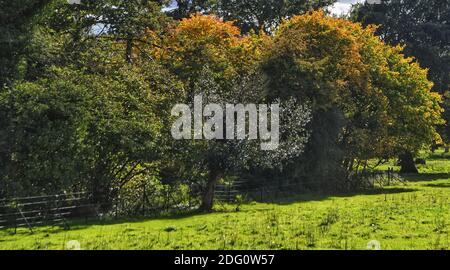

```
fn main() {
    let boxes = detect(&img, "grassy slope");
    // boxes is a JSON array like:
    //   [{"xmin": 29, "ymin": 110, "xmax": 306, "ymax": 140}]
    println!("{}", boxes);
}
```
[{"xmin": 1, "ymin": 150, "xmax": 449, "ymax": 250}]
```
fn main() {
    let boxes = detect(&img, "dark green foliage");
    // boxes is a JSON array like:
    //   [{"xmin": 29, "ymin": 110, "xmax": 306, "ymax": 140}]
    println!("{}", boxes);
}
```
[
  {"xmin": 290, "ymin": 108, "xmax": 346, "ymax": 190},
  {"xmin": 212, "ymin": 0, "xmax": 337, "ymax": 33},
  {"xmin": 165, "ymin": 0, "xmax": 336, "ymax": 33},
  {"xmin": 41, "ymin": 0, "xmax": 170, "ymax": 63},
  {"xmin": 0, "ymin": 0, "xmax": 183, "ymax": 212},
  {"xmin": 0, "ymin": 67, "xmax": 162, "ymax": 204},
  {"xmin": 352, "ymin": 0, "xmax": 449, "ymax": 93},
  {"xmin": 165, "ymin": 0, "xmax": 212, "ymax": 19},
  {"xmin": 0, "ymin": 74, "xmax": 89, "ymax": 196},
  {"xmin": 0, "ymin": 0, "xmax": 51, "ymax": 86}
]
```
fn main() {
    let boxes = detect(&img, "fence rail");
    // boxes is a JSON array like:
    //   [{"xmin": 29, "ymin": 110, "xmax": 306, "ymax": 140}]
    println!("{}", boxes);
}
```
[
  {"xmin": 0, "ymin": 170, "xmax": 402, "ymax": 233},
  {"xmin": 0, "ymin": 192, "xmax": 96, "ymax": 232},
  {"xmin": 214, "ymin": 170, "xmax": 403, "ymax": 203}
]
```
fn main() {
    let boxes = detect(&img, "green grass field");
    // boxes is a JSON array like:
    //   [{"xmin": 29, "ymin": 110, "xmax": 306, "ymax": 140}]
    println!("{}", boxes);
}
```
[{"xmin": 1, "ymin": 150, "xmax": 449, "ymax": 250}]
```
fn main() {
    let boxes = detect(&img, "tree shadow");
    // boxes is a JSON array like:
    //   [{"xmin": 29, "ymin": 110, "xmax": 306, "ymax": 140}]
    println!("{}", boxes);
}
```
[
  {"xmin": 425, "ymin": 153, "xmax": 450, "ymax": 161},
  {"xmin": 402, "ymin": 173, "xmax": 450, "ymax": 182},
  {"xmin": 261, "ymin": 187, "xmax": 418, "ymax": 206},
  {"xmin": 425, "ymin": 183, "xmax": 450, "ymax": 188},
  {"xmin": 35, "ymin": 210, "xmax": 217, "ymax": 233},
  {"xmin": 0, "ymin": 209, "xmax": 213, "ymax": 235},
  {"xmin": 1, "ymin": 185, "xmax": 427, "ymax": 235}
]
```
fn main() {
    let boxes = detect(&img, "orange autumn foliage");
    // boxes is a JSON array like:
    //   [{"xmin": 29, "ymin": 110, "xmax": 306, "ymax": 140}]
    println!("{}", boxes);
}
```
[
  {"xmin": 264, "ymin": 11, "xmax": 443, "ymax": 162},
  {"xmin": 151, "ymin": 14, "xmax": 269, "ymax": 92}
]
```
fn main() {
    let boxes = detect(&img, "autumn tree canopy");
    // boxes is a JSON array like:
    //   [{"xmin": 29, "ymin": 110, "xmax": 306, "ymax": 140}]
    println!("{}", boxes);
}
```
[
  {"xmin": 351, "ymin": 0, "xmax": 450, "ymax": 150},
  {"xmin": 263, "ymin": 11, "xmax": 443, "ymax": 180},
  {"xmin": 154, "ymin": 14, "xmax": 266, "ymax": 94}
]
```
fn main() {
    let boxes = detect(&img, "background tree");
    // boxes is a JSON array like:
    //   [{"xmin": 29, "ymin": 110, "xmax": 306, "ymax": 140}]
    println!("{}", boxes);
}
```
[
  {"xmin": 34, "ymin": 0, "xmax": 172, "ymax": 66},
  {"xmin": 444, "ymin": 91, "xmax": 450, "ymax": 152},
  {"xmin": 164, "ymin": 0, "xmax": 336, "ymax": 33},
  {"xmin": 0, "ymin": 0, "xmax": 172, "ymax": 86},
  {"xmin": 0, "ymin": 0, "xmax": 51, "ymax": 86},
  {"xmin": 351, "ymin": 0, "xmax": 450, "ymax": 171},
  {"xmin": 165, "ymin": 0, "xmax": 212, "ymax": 19},
  {"xmin": 211, "ymin": 0, "xmax": 336, "ymax": 33}
]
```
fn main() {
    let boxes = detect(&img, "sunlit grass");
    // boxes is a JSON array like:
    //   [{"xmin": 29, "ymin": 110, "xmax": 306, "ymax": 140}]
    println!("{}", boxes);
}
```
[{"xmin": 1, "ymin": 151, "xmax": 449, "ymax": 250}]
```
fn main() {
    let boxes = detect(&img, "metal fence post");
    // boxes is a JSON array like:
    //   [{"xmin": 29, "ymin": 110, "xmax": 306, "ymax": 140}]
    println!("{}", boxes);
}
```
[{"xmin": 142, "ymin": 183, "xmax": 146, "ymax": 216}]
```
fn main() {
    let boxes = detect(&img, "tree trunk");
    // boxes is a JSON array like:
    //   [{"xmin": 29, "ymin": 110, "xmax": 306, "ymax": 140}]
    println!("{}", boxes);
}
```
[
  {"xmin": 200, "ymin": 169, "xmax": 221, "ymax": 212},
  {"xmin": 125, "ymin": 34, "xmax": 133, "ymax": 64},
  {"xmin": 431, "ymin": 144, "xmax": 438, "ymax": 153},
  {"xmin": 92, "ymin": 181, "xmax": 112, "ymax": 212},
  {"xmin": 399, "ymin": 152, "xmax": 418, "ymax": 174}
]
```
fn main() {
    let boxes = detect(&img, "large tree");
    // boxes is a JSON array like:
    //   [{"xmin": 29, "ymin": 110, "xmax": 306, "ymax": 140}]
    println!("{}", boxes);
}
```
[
  {"xmin": 351, "ymin": 0, "xmax": 450, "ymax": 171},
  {"xmin": 263, "ymin": 11, "xmax": 443, "ymax": 185},
  {"xmin": 0, "ymin": 0, "xmax": 181, "ymax": 207},
  {"xmin": 0, "ymin": 62, "xmax": 171, "ymax": 204},
  {"xmin": 152, "ymin": 15, "xmax": 311, "ymax": 211}
]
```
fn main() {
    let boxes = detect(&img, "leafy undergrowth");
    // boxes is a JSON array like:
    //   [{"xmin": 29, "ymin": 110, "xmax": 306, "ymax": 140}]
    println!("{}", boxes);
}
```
[{"xmin": 1, "ymin": 152, "xmax": 449, "ymax": 250}]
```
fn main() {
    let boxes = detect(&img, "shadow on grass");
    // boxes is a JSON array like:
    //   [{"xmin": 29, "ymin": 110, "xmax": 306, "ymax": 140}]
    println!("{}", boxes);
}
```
[
  {"xmin": 425, "ymin": 153, "xmax": 450, "ymax": 161},
  {"xmin": 40, "ymin": 212, "xmax": 209, "ymax": 233},
  {"xmin": 402, "ymin": 173, "xmax": 450, "ymax": 182},
  {"xmin": 425, "ymin": 183, "xmax": 450, "ymax": 188},
  {"xmin": 0, "ymin": 181, "xmax": 431, "ymax": 235},
  {"xmin": 263, "ymin": 187, "xmax": 418, "ymax": 206},
  {"xmin": 0, "ymin": 209, "xmax": 213, "ymax": 236}
]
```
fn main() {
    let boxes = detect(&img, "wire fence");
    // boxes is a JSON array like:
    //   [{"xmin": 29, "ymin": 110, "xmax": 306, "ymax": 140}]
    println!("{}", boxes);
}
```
[
  {"xmin": 0, "ymin": 170, "xmax": 401, "ymax": 233},
  {"xmin": 215, "ymin": 169, "xmax": 403, "ymax": 203},
  {"xmin": 0, "ymin": 192, "xmax": 95, "ymax": 233},
  {"xmin": 112, "ymin": 183, "xmax": 199, "ymax": 218}
]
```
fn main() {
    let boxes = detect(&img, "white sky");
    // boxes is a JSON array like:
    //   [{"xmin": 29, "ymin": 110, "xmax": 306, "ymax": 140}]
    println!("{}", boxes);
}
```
[{"xmin": 329, "ymin": 0, "xmax": 366, "ymax": 16}]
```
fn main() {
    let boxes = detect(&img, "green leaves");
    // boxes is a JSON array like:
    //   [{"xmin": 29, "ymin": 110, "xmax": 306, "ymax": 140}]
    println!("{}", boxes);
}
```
[
  {"xmin": 352, "ymin": 0, "xmax": 450, "ymax": 145},
  {"xmin": 165, "ymin": 0, "xmax": 337, "ymax": 33},
  {"xmin": 0, "ymin": 65, "xmax": 166, "ymax": 200}
]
